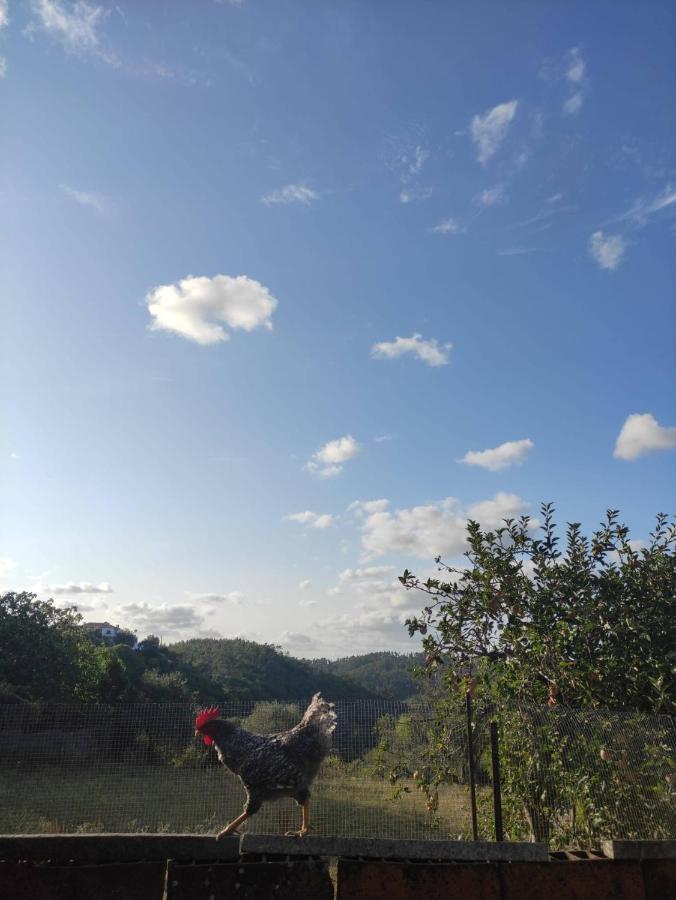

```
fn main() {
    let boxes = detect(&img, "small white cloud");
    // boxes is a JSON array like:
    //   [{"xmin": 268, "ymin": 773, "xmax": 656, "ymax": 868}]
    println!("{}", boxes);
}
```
[
  {"xmin": 278, "ymin": 630, "xmax": 313, "ymax": 647},
  {"xmin": 298, "ymin": 579, "xmax": 311, "ymax": 590},
  {"xmin": 547, "ymin": 193, "xmax": 564, "ymax": 204},
  {"xmin": 60, "ymin": 184, "xmax": 107, "ymax": 214},
  {"xmin": 0, "ymin": 57, "xmax": 6, "ymax": 78},
  {"xmin": 399, "ymin": 186, "xmax": 433, "ymax": 204},
  {"xmin": 286, "ymin": 511, "xmax": 336, "ymax": 529},
  {"xmin": 459, "ymin": 438, "xmax": 534, "ymax": 472},
  {"xmin": 563, "ymin": 92, "xmax": 583, "ymax": 115},
  {"xmin": 146, "ymin": 274, "xmax": 278, "ymax": 344},
  {"xmin": 589, "ymin": 231, "xmax": 626, "ymax": 271},
  {"xmin": 189, "ymin": 591, "xmax": 244, "ymax": 605},
  {"xmin": 430, "ymin": 217, "xmax": 462, "ymax": 234},
  {"xmin": 349, "ymin": 499, "xmax": 390, "ymax": 517},
  {"xmin": 261, "ymin": 183, "xmax": 319, "ymax": 206},
  {"xmin": 0, "ymin": 1, "xmax": 8, "ymax": 30},
  {"xmin": 0, "ymin": 556, "xmax": 16, "ymax": 577},
  {"xmin": 470, "ymin": 100, "xmax": 518, "ymax": 165},
  {"xmin": 371, "ymin": 333, "xmax": 452, "ymax": 367},
  {"xmin": 298, "ymin": 596, "xmax": 317, "ymax": 608},
  {"xmin": 307, "ymin": 435, "xmax": 361, "ymax": 479},
  {"xmin": 374, "ymin": 433, "xmax": 396, "ymax": 443},
  {"xmin": 477, "ymin": 185, "xmax": 506, "ymax": 207},
  {"xmin": 32, "ymin": 0, "xmax": 105, "ymax": 54},
  {"xmin": 48, "ymin": 581, "xmax": 113, "ymax": 595},
  {"xmin": 566, "ymin": 47, "xmax": 585, "ymax": 84},
  {"xmin": 409, "ymin": 145, "xmax": 429, "ymax": 176},
  {"xmin": 614, "ymin": 413, "xmax": 676, "ymax": 461}
]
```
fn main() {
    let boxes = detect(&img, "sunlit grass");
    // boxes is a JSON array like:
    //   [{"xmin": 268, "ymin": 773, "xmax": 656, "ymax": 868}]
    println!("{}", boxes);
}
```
[{"xmin": 0, "ymin": 765, "xmax": 474, "ymax": 840}]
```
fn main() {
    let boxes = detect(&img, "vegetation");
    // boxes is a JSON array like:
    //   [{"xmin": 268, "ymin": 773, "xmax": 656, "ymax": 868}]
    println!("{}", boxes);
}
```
[
  {"xmin": 401, "ymin": 506, "xmax": 676, "ymax": 843},
  {"xmin": 308, "ymin": 652, "xmax": 423, "ymax": 701}
]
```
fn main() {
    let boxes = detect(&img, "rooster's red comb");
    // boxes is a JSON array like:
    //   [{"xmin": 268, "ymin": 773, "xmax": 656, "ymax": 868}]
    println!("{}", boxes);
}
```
[{"xmin": 195, "ymin": 706, "xmax": 220, "ymax": 730}]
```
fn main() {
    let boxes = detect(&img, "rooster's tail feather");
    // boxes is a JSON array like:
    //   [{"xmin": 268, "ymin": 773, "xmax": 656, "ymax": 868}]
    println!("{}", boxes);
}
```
[{"xmin": 300, "ymin": 692, "xmax": 337, "ymax": 738}]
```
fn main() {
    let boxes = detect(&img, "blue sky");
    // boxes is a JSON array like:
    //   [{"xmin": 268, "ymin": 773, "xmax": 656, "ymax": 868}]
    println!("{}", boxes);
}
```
[{"xmin": 1, "ymin": 0, "xmax": 675, "ymax": 656}]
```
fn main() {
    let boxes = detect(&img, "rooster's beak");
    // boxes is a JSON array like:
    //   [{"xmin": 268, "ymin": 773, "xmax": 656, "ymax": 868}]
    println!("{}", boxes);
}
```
[{"xmin": 194, "ymin": 730, "xmax": 200, "ymax": 741}]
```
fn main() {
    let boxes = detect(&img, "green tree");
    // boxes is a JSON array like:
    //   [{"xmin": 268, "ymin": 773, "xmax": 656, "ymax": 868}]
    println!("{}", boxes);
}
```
[
  {"xmin": 401, "ymin": 507, "xmax": 676, "ymax": 843},
  {"xmin": 0, "ymin": 592, "xmax": 104, "ymax": 701},
  {"xmin": 403, "ymin": 506, "xmax": 675, "ymax": 713}
]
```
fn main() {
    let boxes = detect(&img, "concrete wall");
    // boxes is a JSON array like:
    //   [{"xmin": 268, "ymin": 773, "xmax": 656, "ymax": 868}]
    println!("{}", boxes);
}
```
[{"xmin": 0, "ymin": 835, "xmax": 673, "ymax": 899}]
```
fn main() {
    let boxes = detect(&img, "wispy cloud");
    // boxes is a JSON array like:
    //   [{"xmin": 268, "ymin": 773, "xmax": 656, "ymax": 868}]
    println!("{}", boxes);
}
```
[
  {"xmin": 563, "ymin": 48, "xmax": 589, "ymax": 115},
  {"xmin": 32, "ymin": 0, "xmax": 105, "ymax": 53},
  {"xmin": 146, "ymin": 274, "xmax": 278, "ymax": 344},
  {"xmin": 614, "ymin": 413, "xmax": 676, "ymax": 461},
  {"xmin": 470, "ymin": 100, "xmax": 518, "ymax": 165},
  {"xmin": 306, "ymin": 435, "xmax": 361, "ymax": 479},
  {"xmin": 612, "ymin": 184, "xmax": 676, "ymax": 228},
  {"xmin": 458, "ymin": 438, "xmax": 534, "ymax": 471},
  {"xmin": 261, "ymin": 183, "xmax": 319, "ymax": 206},
  {"xmin": 429, "ymin": 217, "xmax": 463, "ymax": 234},
  {"xmin": 48, "ymin": 581, "xmax": 114, "ymax": 595},
  {"xmin": 0, "ymin": 1, "xmax": 8, "ymax": 77},
  {"xmin": 477, "ymin": 184, "xmax": 507, "ymax": 207},
  {"xmin": 189, "ymin": 591, "xmax": 245, "ymax": 605},
  {"xmin": 60, "ymin": 184, "xmax": 107, "ymax": 214},
  {"xmin": 589, "ymin": 231, "xmax": 626, "ymax": 271},
  {"xmin": 371, "ymin": 333, "xmax": 452, "ymax": 367}
]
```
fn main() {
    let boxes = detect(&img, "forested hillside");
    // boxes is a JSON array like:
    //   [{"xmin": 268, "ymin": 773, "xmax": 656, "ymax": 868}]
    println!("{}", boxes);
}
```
[
  {"xmin": 307, "ymin": 652, "xmax": 423, "ymax": 700},
  {"xmin": 0, "ymin": 593, "xmax": 415, "ymax": 704},
  {"xmin": 171, "ymin": 638, "xmax": 377, "ymax": 700}
]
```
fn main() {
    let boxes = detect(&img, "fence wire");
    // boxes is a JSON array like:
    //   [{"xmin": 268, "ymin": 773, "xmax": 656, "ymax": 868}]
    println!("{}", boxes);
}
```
[{"xmin": 0, "ymin": 701, "xmax": 673, "ymax": 848}]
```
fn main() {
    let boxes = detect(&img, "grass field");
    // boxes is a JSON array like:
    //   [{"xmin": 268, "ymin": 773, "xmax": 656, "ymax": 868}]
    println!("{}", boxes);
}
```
[{"xmin": 0, "ymin": 765, "xmax": 474, "ymax": 839}]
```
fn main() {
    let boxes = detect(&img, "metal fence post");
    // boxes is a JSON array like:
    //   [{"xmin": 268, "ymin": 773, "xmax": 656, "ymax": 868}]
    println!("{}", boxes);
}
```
[
  {"xmin": 490, "ymin": 720, "xmax": 503, "ymax": 841},
  {"xmin": 465, "ymin": 692, "xmax": 479, "ymax": 840}
]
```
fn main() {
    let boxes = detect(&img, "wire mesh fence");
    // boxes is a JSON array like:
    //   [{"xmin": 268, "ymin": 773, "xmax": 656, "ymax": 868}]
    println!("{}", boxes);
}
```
[{"xmin": 0, "ymin": 700, "xmax": 673, "ymax": 847}]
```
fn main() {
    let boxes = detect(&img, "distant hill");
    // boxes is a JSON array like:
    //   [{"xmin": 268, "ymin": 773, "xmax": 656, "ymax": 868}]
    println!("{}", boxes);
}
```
[
  {"xmin": 170, "ymin": 638, "xmax": 378, "ymax": 701},
  {"xmin": 307, "ymin": 651, "xmax": 424, "ymax": 701}
]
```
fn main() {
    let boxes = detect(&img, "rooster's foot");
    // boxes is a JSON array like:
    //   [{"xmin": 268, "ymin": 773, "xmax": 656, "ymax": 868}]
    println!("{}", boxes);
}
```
[{"xmin": 284, "ymin": 828, "xmax": 309, "ymax": 838}]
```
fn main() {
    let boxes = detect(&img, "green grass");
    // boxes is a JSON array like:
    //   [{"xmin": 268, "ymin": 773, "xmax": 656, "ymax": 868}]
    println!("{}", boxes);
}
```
[{"xmin": 0, "ymin": 765, "xmax": 474, "ymax": 839}]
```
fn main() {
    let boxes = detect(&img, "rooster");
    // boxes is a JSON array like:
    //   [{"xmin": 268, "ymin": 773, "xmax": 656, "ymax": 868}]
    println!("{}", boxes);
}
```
[{"xmin": 194, "ymin": 693, "xmax": 337, "ymax": 839}]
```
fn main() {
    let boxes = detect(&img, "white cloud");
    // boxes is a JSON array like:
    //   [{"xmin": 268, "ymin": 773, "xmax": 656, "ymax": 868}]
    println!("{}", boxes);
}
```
[
  {"xmin": 113, "ymin": 601, "xmax": 204, "ymax": 635},
  {"xmin": 399, "ymin": 186, "xmax": 432, "ymax": 204},
  {"xmin": 146, "ymin": 274, "xmax": 278, "ymax": 344},
  {"xmin": 547, "ymin": 193, "xmax": 564, "ymax": 204},
  {"xmin": 615, "ymin": 184, "xmax": 676, "ymax": 227},
  {"xmin": 0, "ymin": 1, "xmax": 8, "ymax": 29},
  {"xmin": 48, "ymin": 581, "xmax": 113, "ymax": 595},
  {"xmin": 189, "ymin": 591, "xmax": 244, "ymax": 605},
  {"xmin": 0, "ymin": 556, "xmax": 16, "ymax": 577},
  {"xmin": 286, "ymin": 511, "xmax": 336, "ymax": 529},
  {"xmin": 0, "ymin": 57, "xmax": 6, "ymax": 78},
  {"xmin": 278, "ymin": 630, "xmax": 313, "ymax": 647},
  {"xmin": 371, "ymin": 333, "xmax": 452, "ymax": 367},
  {"xmin": 298, "ymin": 596, "xmax": 317, "ymax": 608},
  {"xmin": 566, "ymin": 47, "xmax": 585, "ymax": 84},
  {"xmin": 470, "ymin": 100, "xmax": 518, "ymax": 165},
  {"xmin": 298, "ymin": 579, "xmax": 311, "ymax": 590},
  {"xmin": 358, "ymin": 493, "xmax": 532, "ymax": 560},
  {"xmin": 261, "ymin": 183, "xmax": 319, "ymax": 206},
  {"xmin": 339, "ymin": 565, "xmax": 396, "ymax": 584},
  {"xmin": 32, "ymin": 0, "xmax": 105, "ymax": 54},
  {"xmin": 459, "ymin": 438, "xmax": 534, "ymax": 472},
  {"xmin": 589, "ymin": 231, "xmax": 626, "ymax": 271},
  {"xmin": 430, "ymin": 217, "xmax": 462, "ymax": 234},
  {"xmin": 614, "ymin": 413, "xmax": 676, "ymax": 461},
  {"xmin": 409, "ymin": 145, "xmax": 429, "ymax": 176},
  {"xmin": 349, "ymin": 499, "xmax": 390, "ymax": 517},
  {"xmin": 477, "ymin": 184, "xmax": 507, "ymax": 207},
  {"xmin": 563, "ymin": 93, "xmax": 583, "ymax": 115},
  {"xmin": 374, "ymin": 433, "xmax": 396, "ymax": 443},
  {"xmin": 60, "ymin": 184, "xmax": 107, "ymax": 214},
  {"xmin": 307, "ymin": 435, "xmax": 361, "ymax": 479}
]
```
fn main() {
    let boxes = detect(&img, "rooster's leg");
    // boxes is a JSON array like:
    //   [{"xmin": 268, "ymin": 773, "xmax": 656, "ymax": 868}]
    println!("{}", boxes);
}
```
[
  {"xmin": 216, "ymin": 810, "xmax": 249, "ymax": 840},
  {"xmin": 285, "ymin": 800, "xmax": 309, "ymax": 838}
]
